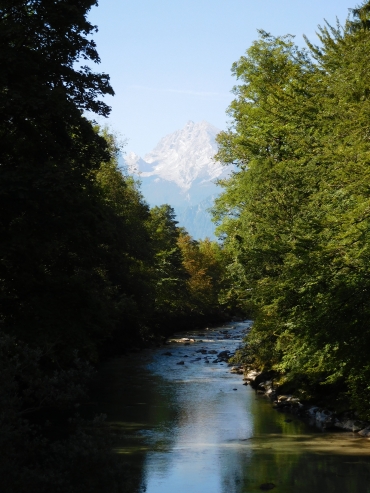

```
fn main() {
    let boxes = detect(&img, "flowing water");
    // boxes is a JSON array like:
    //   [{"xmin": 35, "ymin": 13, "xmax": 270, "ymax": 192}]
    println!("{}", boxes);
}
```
[{"xmin": 94, "ymin": 321, "xmax": 370, "ymax": 493}]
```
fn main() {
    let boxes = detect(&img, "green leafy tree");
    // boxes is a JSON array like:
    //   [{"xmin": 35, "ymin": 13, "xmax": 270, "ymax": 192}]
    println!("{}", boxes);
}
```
[
  {"xmin": 146, "ymin": 205, "xmax": 189, "ymax": 328},
  {"xmin": 215, "ymin": 2, "xmax": 370, "ymax": 416},
  {"xmin": 0, "ymin": 0, "xmax": 116, "ymax": 356},
  {"xmin": 178, "ymin": 233, "xmax": 225, "ymax": 314}
]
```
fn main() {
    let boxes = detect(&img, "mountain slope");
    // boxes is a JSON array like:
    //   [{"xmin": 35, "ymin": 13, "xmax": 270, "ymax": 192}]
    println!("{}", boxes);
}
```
[{"xmin": 125, "ymin": 121, "xmax": 233, "ymax": 239}]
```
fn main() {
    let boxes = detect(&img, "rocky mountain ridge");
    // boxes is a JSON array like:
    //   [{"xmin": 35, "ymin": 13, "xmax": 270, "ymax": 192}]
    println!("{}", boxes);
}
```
[
  {"xmin": 124, "ymin": 121, "xmax": 233, "ymax": 239},
  {"xmin": 126, "ymin": 120, "xmax": 227, "ymax": 191}
]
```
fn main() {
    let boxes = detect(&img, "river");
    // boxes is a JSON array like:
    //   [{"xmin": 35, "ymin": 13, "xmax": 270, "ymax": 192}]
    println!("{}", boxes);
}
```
[{"xmin": 93, "ymin": 321, "xmax": 370, "ymax": 493}]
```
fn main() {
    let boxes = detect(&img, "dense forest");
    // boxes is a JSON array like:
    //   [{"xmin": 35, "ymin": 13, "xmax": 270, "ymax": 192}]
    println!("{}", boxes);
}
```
[
  {"xmin": 0, "ymin": 1, "xmax": 232, "ymax": 490},
  {"xmin": 215, "ymin": 2, "xmax": 370, "ymax": 419}
]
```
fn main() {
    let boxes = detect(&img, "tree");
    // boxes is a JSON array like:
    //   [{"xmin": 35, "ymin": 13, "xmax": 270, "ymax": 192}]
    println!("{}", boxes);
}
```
[
  {"xmin": 178, "ymin": 233, "xmax": 224, "ymax": 313},
  {"xmin": 146, "ymin": 205, "xmax": 189, "ymax": 327},
  {"xmin": 214, "ymin": 9, "xmax": 370, "ymax": 414},
  {"xmin": 215, "ymin": 3, "xmax": 370, "ymax": 417},
  {"xmin": 0, "ymin": 0, "xmax": 117, "ymax": 356}
]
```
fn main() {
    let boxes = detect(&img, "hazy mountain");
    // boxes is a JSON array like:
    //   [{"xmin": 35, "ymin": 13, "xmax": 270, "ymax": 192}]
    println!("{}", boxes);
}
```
[
  {"xmin": 176, "ymin": 196, "xmax": 218, "ymax": 240},
  {"xmin": 125, "ymin": 121, "xmax": 233, "ymax": 239}
]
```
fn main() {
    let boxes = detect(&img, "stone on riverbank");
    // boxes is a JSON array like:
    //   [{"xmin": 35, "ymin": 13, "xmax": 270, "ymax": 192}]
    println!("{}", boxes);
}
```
[
  {"xmin": 237, "ymin": 364, "xmax": 370, "ymax": 435},
  {"xmin": 243, "ymin": 370, "xmax": 261, "ymax": 383},
  {"xmin": 358, "ymin": 426, "xmax": 370, "ymax": 437},
  {"xmin": 335, "ymin": 419, "xmax": 365, "ymax": 432}
]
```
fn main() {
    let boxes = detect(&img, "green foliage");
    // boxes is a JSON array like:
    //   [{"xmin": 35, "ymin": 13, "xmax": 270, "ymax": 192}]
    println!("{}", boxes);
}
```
[
  {"xmin": 214, "ymin": 1, "xmax": 370, "ymax": 418},
  {"xmin": 0, "ymin": 0, "xmax": 232, "ymax": 486},
  {"xmin": 0, "ymin": 0, "xmax": 116, "ymax": 357},
  {"xmin": 148, "ymin": 204, "xmax": 187, "ymax": 316},
  {"xmin": 146, "ymin": 205, "xmax": 189, "ymax": 328},
  {"xmin": 178, "ymin": 233, "xmax": 225, "ymax": 314}
]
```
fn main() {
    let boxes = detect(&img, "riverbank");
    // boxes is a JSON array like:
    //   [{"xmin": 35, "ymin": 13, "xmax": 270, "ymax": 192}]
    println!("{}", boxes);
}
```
[
  {"xmin": 240, "ymin": 368, "xmax": 370, "ymax": 438},
  {"xmin": 98, "ymin": 317, "xmax": 370, "ymax": 444},
  {"xmin": 91, "ymin": 320, "xmax": 370, "ymax": 493}
]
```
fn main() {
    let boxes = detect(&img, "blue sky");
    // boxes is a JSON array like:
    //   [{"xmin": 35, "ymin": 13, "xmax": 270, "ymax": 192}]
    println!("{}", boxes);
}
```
[{"xmin": 88, "ymin": 0, "xmax": 355, "ymax": 156}]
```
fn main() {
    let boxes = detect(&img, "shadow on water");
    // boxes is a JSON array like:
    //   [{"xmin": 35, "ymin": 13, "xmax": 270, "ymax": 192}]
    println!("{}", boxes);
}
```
[{"xmin": 91, "ymin": 322, "xmax": 370, "ymax": 493}]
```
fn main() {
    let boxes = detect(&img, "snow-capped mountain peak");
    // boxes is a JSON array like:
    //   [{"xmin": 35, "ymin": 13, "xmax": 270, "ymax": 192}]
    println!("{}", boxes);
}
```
[
  {"xmin": 125, "ymin": 151, "xmax": 154, "ymax": 174},
  {"xmin": 123, "ymin": 121, "xmax": 235, "ymax": 239},
  {"xmin": 126, "ymin": 121, "xmax": 225, "ymax": 191}
]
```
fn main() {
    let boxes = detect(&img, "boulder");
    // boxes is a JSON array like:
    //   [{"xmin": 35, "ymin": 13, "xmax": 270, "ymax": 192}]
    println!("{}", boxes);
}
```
[
  {"xmin": 358, "ymin": 426, "xmax": 370, "ymax": 437},
  {"xmin": 251, "ymin": 371, "xmax": 276, "ymax": 389},
  {"xmin": 244, "ymin": 370, "xmax": 261, "ymax": 383},
  {"xmin": 307, "ymin": 406, "xmax": 319, "ymax": 416},
  {"xmin": 258, "ymin": 380, "xmax": 273, "ymax": 391},
  {"xmin": 335, "ymin": 419, "xmax": 365, "ymax": 432},
  {"xmin": 277, "ymin": 395, "xmax": 292, "ymax": 403},
  {"xmin": 307, "ymin": 407, "xmax": 334, "ymax": 428},
  {"xmin": 265, "ymin": 388, "xmax": 277, "ymax": 399}
]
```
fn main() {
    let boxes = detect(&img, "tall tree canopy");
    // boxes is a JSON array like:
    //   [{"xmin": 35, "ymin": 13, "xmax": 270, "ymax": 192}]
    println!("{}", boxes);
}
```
[
  {"xmin": 0, "ymin": 2, "xmax": 230, "ymax": 489},
  {"xmin": 0, "ymin": 0, "xmax": 117, "ymax": 356},
  {"xmin": 215, "ymin": 1, "xmax": 370, "ymax": 417}
]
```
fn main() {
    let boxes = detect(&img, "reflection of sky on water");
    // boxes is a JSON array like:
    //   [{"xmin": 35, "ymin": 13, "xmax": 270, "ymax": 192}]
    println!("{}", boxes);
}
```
[
  {"xmin": 127, "ymin": 322, "xmax": 256, "ymax": 493},
  {"xmin": 95, "ymin": 322, "xmax": 370, "ymax": 493}
]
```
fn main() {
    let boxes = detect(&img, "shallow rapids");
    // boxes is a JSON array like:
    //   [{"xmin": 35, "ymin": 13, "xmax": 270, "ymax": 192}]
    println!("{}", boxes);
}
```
[{"xmin": 93, "ymin": 321, "xmax": 370, "ymax": 493}]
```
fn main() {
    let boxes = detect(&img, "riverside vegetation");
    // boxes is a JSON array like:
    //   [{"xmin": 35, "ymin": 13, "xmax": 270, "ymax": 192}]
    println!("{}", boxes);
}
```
[
  {"xmin": 0, "ymin": 1, "xmax": 236, "ymax": 491},
  {"xmin": 214, "ymin": 2, "xmax": 370, "ymax": 424},
  {"xmin": 3, "ymin": 0, "xmax": 370, "ymax": 491}
]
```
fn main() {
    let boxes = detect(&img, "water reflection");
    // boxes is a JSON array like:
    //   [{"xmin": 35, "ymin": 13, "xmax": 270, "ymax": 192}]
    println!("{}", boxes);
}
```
[{"xmin": 94, "ymin": 322, "xmax": 370, "ymax": 493}]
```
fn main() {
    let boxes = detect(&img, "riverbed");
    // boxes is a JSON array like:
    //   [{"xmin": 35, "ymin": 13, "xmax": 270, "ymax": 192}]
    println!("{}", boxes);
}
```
[{"xmin": 94, "ymin": 321, "xmax": 370, "ymax": 493}]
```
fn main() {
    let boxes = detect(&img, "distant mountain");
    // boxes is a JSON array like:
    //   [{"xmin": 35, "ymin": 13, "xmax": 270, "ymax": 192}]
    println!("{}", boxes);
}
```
[
  {"xmin": 124, "ymin": 121, "xmax": 233, "ymax": 239},
  {"xmin": 176, "ymin": 196, "xmax": 218, "ymax": 240}
]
